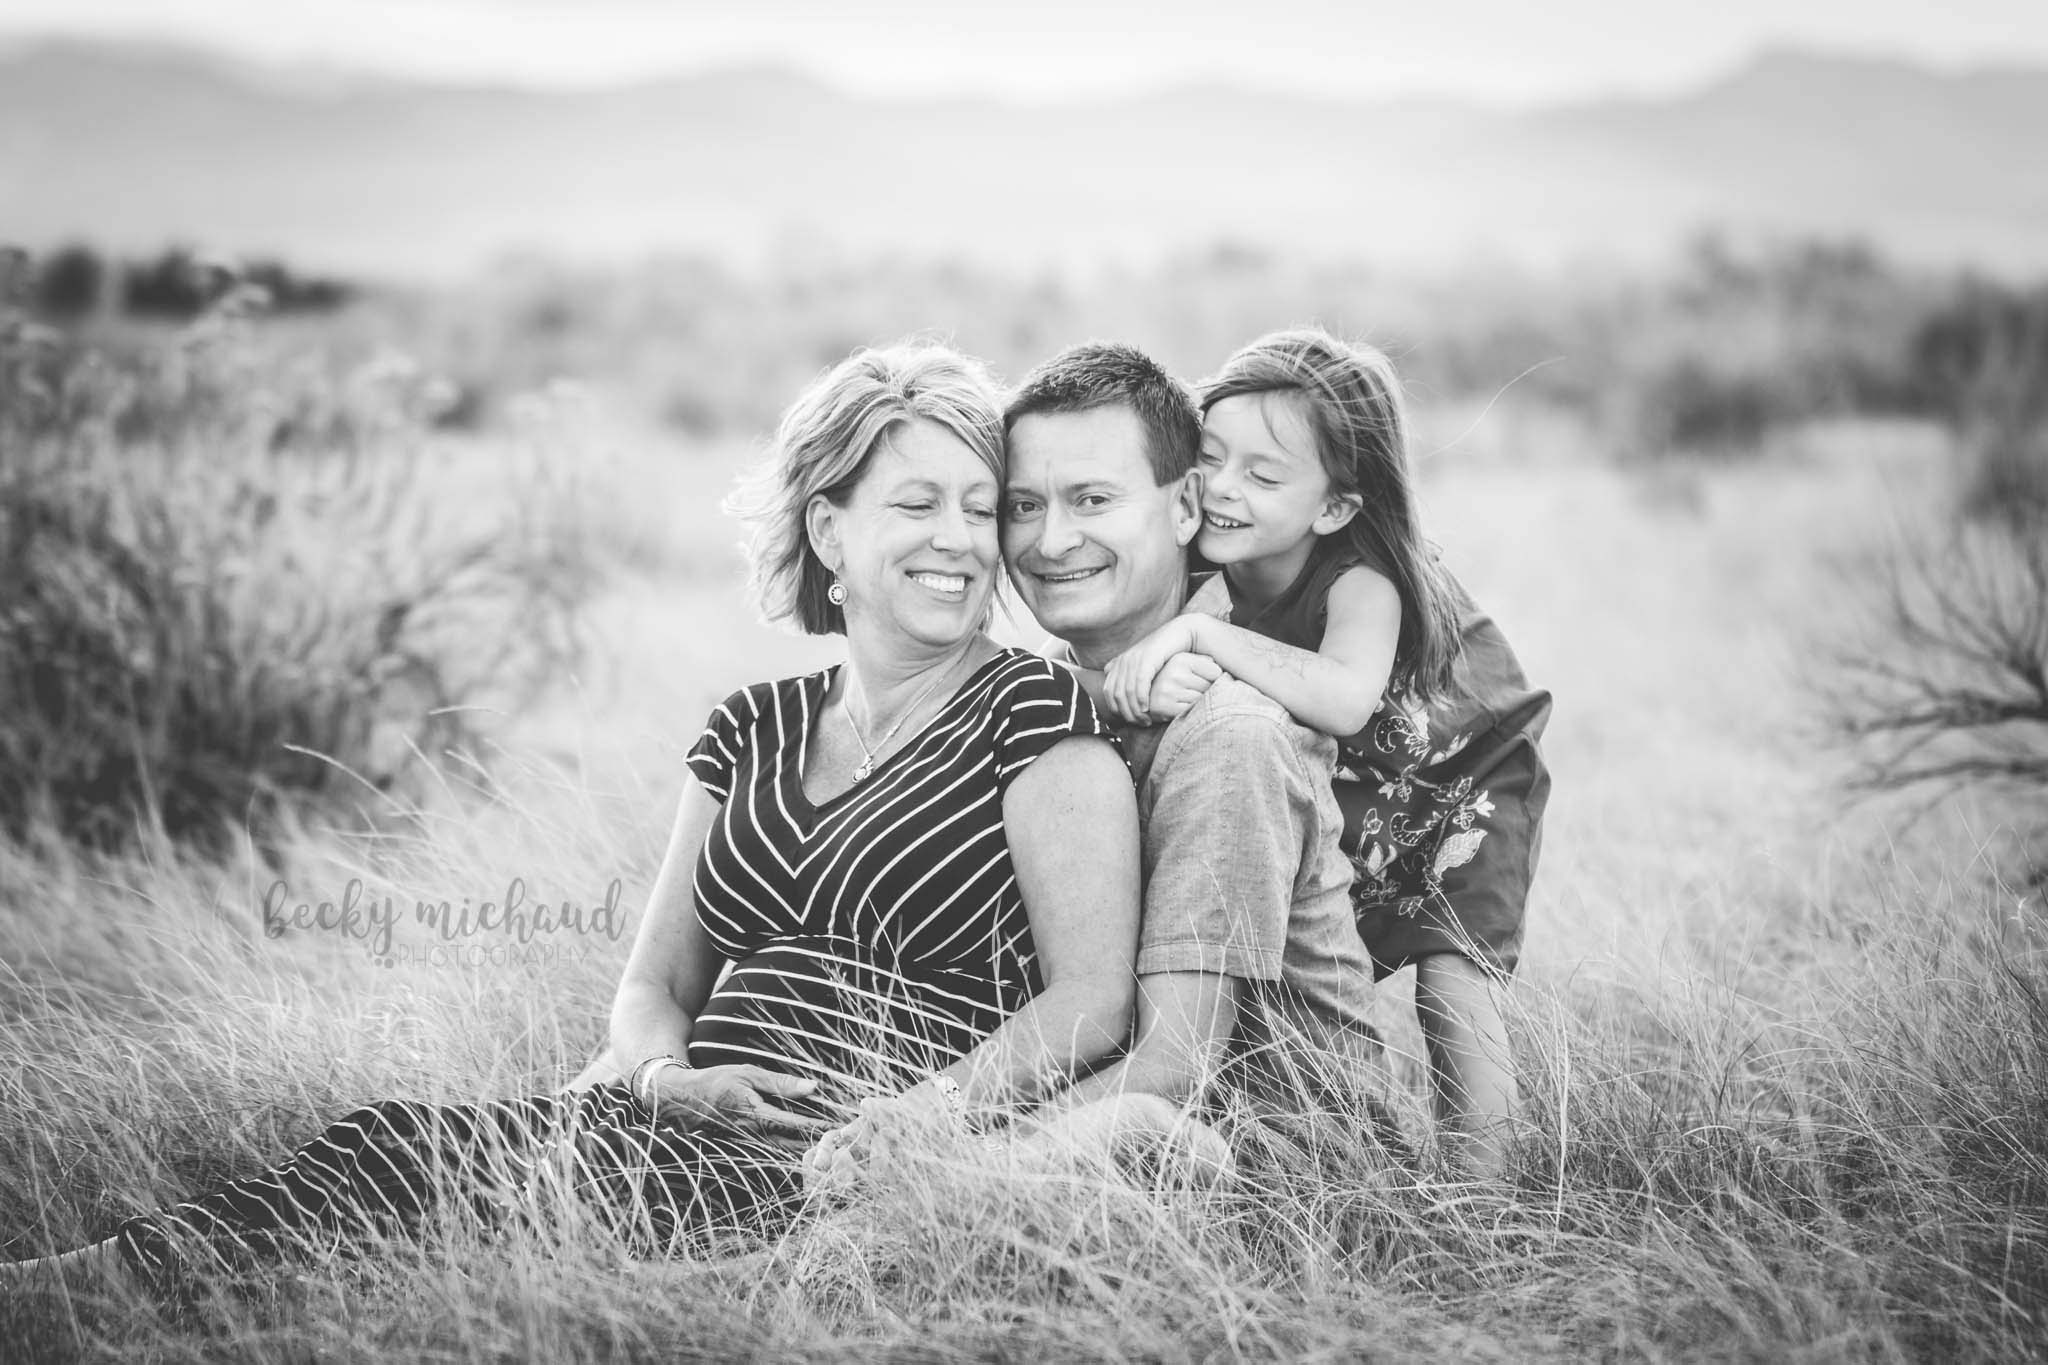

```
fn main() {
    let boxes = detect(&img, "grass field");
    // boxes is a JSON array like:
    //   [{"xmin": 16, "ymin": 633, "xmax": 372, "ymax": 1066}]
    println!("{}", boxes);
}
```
[{"xmin": 2, "ymin": 319, "xmax": 2045, "ymax": 1361}]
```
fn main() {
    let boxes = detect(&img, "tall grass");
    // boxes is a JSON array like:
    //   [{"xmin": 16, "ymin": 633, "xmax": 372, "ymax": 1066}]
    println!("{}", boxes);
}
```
[{"xmin": 3, "ymin": 774, "xmax": 2044, "ymax": 1360}]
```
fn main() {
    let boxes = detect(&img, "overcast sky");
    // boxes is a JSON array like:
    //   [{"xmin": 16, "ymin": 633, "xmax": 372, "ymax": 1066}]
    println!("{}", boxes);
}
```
[{"xmin": 2, "ymin": 0, "xmax": 2043, "ymax": 103}]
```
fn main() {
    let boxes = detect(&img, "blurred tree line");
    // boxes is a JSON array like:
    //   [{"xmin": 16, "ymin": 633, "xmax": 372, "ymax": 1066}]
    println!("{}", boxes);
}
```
[
  {"xmin": 410, "ymin": 235, "xmax": 2048, "ymax": 476},
  {"xmin": 14, "ymin": 234, "xmax": 2048, "ymax": 488},
  {"xmin": 21, "ymin": 242, "xmax": 352, "ymax": 320}
]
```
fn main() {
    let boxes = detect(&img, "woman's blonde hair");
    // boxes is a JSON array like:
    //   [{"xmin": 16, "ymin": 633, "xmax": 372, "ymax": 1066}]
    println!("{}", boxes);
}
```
[{"xmin": 728, "ymin": 343, "xmax": 1005, "ymax": 635}]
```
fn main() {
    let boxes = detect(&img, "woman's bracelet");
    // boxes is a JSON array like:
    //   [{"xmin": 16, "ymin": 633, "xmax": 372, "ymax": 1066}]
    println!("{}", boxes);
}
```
[{"xmin": 630, "ymin": 1054, "xmax": 692, "ymax": 1110}]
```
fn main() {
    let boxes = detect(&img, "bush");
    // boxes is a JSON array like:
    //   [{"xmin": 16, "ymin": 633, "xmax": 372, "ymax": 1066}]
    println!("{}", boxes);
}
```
[
  {"xmin": 1911, "ymin": 282, "xmax": 2048, "ymax": 524},
  {"xmin": 116, "ymin": 246, "xmax": 353, "ymax": 320},
  {"xmin": 1624, "ymin": 355, "xmax": 1792, "ymax": 454},
  {"xmin": 1588, "ymin": 235, "xmax": 1945, "ymax": 457},
  {"xmin": 1971, "ymin": 421, "xmax": 2048, "ymax": 527},
  {"xmin": 0, "ymin": 301, "xmax": 589, "ymax": 852},
  {"xmin": 1911, "ymin": 282, "xmax": 2048, "ymax": 422},
  {"xmin": 32, "ymin": 242, "xmax": 106, "ymax": 319},
  {"xmin": 241, "ymin": 257, "xmax": 354, "ymax": 313},
  {"xmin": 118, "ymin": 246, "xmax": 240, "ymax": 319},
  {"xmin": 1825, "ymin": 522, "xmax": 2048, "ymax": 884}
]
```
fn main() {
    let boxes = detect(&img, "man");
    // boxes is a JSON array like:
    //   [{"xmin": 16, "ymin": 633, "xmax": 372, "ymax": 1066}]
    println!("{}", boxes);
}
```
[{"xmin": 999, "ymin": 342, "xmax": 1385, "ymax": 1118}]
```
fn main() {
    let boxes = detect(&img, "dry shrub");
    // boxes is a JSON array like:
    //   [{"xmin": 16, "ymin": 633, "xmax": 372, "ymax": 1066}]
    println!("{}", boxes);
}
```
[
  {"xmin": 0, "ymin": 300, "xmax": 589, "ymax": 853},
  {"xmin": 1824, "ymin": 521, "xmax": 2048, "ymax": 884}
]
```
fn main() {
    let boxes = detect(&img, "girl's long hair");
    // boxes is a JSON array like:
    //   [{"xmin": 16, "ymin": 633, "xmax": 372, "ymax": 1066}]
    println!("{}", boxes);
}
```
[{"xmin": 1201, "ymin": 327, "xmax": 1462, "ymax": 701}]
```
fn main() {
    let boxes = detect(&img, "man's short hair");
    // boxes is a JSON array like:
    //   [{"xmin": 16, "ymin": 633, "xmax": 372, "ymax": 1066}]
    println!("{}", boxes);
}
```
[{"xmin": 1003, "ymin": 342, "xmax": 1201, "ymax": 486}]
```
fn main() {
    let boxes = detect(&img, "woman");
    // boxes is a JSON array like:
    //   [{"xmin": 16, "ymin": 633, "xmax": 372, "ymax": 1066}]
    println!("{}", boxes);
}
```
[{"xmin": 5, "ymin": 343, "xmax": 1141, "ymax": 1288}]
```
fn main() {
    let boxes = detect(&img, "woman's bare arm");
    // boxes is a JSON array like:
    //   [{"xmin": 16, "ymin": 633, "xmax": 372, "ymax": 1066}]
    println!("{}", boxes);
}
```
[
  {"xmin": 812, "ymin": 734, "xmax": 1140, "ymax": 1157},
  {"xmin": 602, "ymin": 778, "xmax": 822, "ymax": 1131},
  {"xmin": 605, "ymin": 778, "xmax": 725, "ymax": 1072},
  {"xmin": 940, "ymin": 734, "xmax": 1141, "ymax": 1106},
  {"xmin": 803, "ymin": 735, "xmax": 1140, "ymax": 1182}
]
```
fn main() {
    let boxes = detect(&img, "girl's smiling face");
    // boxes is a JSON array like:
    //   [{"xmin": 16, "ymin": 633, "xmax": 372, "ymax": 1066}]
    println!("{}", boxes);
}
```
[{"xmin": 1196, "ymin": 392, "xmax": 1355, "ymax": 578}]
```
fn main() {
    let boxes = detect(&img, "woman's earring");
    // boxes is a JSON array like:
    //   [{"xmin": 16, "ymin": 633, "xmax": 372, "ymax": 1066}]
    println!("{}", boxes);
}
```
[{"xmin": 827, "ymin": 578, "xmax": 848, "ymax": 606}]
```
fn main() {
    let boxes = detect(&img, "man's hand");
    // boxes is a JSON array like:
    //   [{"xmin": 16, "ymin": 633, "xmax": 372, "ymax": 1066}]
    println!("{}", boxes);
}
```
[
  {"xmin": 644, "ymin": 1064, "xmax": 832, "ymax": 1137},
  {"xmin": 1143, "ymin": 652, "xmax": 1222, "ymax": 723},
  {"xmin": 1103, "ymin": 617, "xmax": 1202, "ymax": 724}
]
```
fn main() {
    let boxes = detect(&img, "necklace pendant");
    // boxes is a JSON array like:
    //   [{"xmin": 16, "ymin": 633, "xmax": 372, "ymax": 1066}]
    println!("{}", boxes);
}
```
[{"xmin": 854, "ymin": 759, "xmax": 873, "ymax": 782}]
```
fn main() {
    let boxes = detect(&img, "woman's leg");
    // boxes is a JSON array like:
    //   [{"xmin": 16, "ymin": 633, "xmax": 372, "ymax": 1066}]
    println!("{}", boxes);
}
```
[
  {"xmin": 0, "ymin": 1237, "xmax": 133, "ymax": 1294},
  {"xmin": 11, "ymin": 1083, "xmax": 809, "ymax": 1290},
  {"xmin": 113, "ymin": 1090, "xmax": 571, "ymax": 1281},
  {"xmin": 557, "ymin": 1118, "xmax": 808, "ymax": 1256}
]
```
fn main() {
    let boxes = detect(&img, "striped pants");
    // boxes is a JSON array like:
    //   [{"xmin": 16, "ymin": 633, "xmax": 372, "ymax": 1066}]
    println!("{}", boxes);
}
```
[{"xmin": 113, "ymin": 1083, "xmax": 807, "ymax": 1280}]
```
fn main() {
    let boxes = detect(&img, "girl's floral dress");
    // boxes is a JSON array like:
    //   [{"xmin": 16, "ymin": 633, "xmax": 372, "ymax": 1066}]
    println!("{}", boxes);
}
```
[{"xmin": 1198, "ymin": 551, "xmax": 1551, "ymax": 978}]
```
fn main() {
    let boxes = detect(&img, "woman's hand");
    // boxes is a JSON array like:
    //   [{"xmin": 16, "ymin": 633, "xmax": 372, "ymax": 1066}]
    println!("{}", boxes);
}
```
[
  {"xmin": 645, "ymin": 1063, "xmax": 832, "ymax": 1138},
  {"xmin": 1142, "ymin": 652, "xmax": 1222, "ymax": 723},
  {"xmin": 1102, "ymin": 616, "xmax": 1203, "ymax": 724}
]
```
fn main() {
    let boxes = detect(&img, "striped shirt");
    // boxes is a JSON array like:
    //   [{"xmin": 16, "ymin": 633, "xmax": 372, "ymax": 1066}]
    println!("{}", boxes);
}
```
[{"xmin": 683, "ymin": 647, "xmax": 1114, "ymax": 1099}]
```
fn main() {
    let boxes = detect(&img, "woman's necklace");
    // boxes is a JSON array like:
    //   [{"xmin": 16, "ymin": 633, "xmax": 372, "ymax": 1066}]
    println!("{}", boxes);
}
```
[{"xmin": 843, "ymin": 656, "xmax": 961, "ymax": 782}]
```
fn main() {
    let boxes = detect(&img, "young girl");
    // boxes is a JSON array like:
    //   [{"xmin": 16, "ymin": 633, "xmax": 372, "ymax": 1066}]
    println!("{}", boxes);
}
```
[{"xmin": 1101, "ymin": 327, "xmax": 1551, "ymax": 1179}]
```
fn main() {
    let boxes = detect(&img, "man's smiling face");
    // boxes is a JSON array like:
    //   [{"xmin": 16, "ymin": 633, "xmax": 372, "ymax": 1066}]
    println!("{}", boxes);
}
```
[{"xmin": 1002, "ymin": 404, "xmax": 1200, "ymax": 661}]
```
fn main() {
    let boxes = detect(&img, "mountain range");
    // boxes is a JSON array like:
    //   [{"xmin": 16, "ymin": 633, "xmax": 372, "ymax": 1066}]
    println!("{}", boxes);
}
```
[{"xmin": 3, "ymin": 40, "xmax": 2044, "ymax": 278}]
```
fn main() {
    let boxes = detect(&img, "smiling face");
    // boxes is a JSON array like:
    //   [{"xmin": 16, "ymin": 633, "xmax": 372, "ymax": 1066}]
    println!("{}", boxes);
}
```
[
  {"xmin": 807, "ymin": 417, "xmax": 1000, "ymax": 657},
  {"xmin": 1196, "ymin": 392, "xmax": 1357, "ymax": 590},
  {"xmin": 1001, "ymin": 404, "xmax": 1200, "ymax": 664}
]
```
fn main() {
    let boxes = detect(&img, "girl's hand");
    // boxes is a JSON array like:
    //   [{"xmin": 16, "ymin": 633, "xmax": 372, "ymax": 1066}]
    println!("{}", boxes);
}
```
[
  {"xmin": 1144, "ymin": 652, "xmax": 1222, "ymax": 723},
  {"xmin": 644, "ymin": 1064, "xmax": 831, "ymax": 1137},
  {"xmin": 1103, "ymin": 617, "xmax": 1202, "ymax": 724}
]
